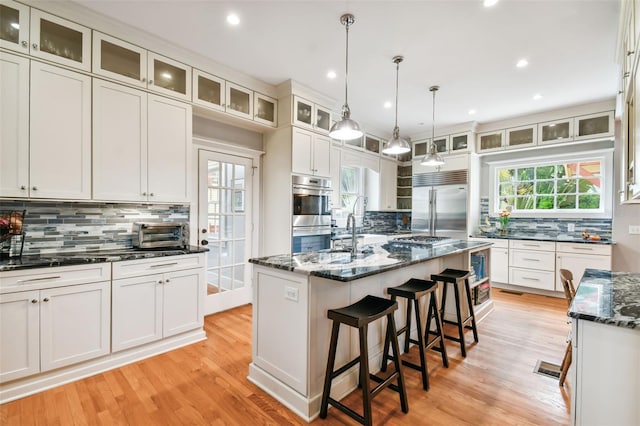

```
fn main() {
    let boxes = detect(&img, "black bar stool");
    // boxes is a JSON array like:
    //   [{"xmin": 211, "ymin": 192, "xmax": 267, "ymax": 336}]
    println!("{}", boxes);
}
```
[
  {"xmin": 430, "ymin": 268, "xmax": 479, "ymax": 357},
  {"xmin": 380, "ymin": 278, "xmax": 448, "ymax": 391},
  {"xmin": 319, "ymin": 295, "xmax": 408, "ymax": 426}
]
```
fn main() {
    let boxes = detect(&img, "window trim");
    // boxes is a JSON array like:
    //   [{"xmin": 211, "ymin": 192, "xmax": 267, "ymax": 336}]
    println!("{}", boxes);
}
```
[{"xmin": 487, "ymin": 148, "xmax": 613, "ymax": 219}]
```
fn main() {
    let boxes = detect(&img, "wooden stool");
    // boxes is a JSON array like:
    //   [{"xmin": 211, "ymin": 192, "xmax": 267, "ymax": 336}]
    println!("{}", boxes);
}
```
[
  {"xmin": 380, "ymin": 278, "xmax": 449, "ymax": 391},
  {"xmin": 319, "ymin": 295, "xmax": 409, "ymax": 426},
  {"xmin": 559, "ymin": 268, "xmax": 576, "ymax": 386},
  {"xmin": 431, "ymin": 268, "xmax": 479, "ymax": 357}
]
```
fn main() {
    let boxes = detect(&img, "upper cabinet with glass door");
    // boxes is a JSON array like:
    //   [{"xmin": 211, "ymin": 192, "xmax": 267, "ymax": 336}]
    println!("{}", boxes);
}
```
[
  {"xmin": 193, "ymin": 68, "xmax": 225, "ymax": 112},
  {"xmin": 0, "ymin": 0, "xmax": 29, "ymax": 54},
  {"xmin": 478, "ymin": 130, "xmax": 505, "ymax": 152},
  {"xmin": 225, "ymin": 82, "xmax": 253, "ymax": 120},
  {"xmin": 254, "ymin": 93, "xmax": 277, "ymax": 127},
  {"xmin": 364, "ymin": 135, "xmax": 381, "ymax": 156},
  {"xmin": 148, "ymin": 52, "xmax": 191, "ymax": 101},
  {"xmin": 93, "ymin": 32, "xmax": 146, "ymax": 88},
  {"xmin": 450, "ymin": 132, "xmax": 471, "ymax": 153},
  {"xmin": 538, "ymin": 117, "xmax": 573, "ymax": 145},
  {"xmin": 573, "ymin": 111, "xmax": 614, "ymax": 141},
  {"xmin": 293, "ymin": 96, "xmax": 332, "ymax": 134},
  {"xmin": 29, "ymin": 8, "xmax": 91, "ymax": 71},
  {"xmin": 505, "ymin": 124, "xmax": 537, "ymax": 149}
]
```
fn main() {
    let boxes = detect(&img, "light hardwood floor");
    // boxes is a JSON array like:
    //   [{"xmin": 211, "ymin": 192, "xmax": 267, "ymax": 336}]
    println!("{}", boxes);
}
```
[{"xmin": 0, "ymin": 290, "xmax": 571, "ymax": 425}]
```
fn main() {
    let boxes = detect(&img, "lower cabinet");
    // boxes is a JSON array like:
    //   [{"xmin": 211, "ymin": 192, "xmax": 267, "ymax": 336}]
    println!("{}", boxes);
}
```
[
  {"xmin": 111, "ymin": 255, "xmax": 205, "ymax": 352},
  {"xmin": 0, "ymin": 278, "xmax": 110, "ymax": 383},
  {"xmin": 508, "ymin": 240, "xmax": 556, "ymax": 291},
  {"xmin": 488, "ymin": 239, "xmax": 509, "ymax": 284},
  {"xmin": 555, "ymin": 242, "xmax": 612, "ymax": 289}
]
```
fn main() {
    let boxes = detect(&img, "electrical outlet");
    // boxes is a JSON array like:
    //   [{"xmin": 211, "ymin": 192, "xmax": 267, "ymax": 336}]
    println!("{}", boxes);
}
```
[
  {"xmin": 630, "ymin": 225, "xmax": 640, "ymax": 235},
  {"xmin": 284, "ymin": 286, "xmax": 299, "ymax": 302},
  {"xmin": 567, "ymin": 223, "xmax": 575, "ymax": 232}
]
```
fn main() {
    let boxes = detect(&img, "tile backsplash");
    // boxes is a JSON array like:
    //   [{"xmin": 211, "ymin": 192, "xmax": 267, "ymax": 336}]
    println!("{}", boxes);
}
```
[{"xmin": 0, "ymin": 201, "xmax": 189, "ymax": 255}]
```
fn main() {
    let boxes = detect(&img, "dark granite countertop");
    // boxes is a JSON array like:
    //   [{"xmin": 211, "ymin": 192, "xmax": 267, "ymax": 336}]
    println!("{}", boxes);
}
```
[
  {"xmin": 249, "ymin": 239, "xmax": 491, "ymax": 282},
  {"xmin": 568, "ymin": 269, "xmax": 640, "ymax": 329},
  {"xmin": 471, "ymin": 233, "xmax": 615, "ymax": 245},
  {"xmin": 0, "ymin": 246, "xmax": 208, "ymax": 272}
]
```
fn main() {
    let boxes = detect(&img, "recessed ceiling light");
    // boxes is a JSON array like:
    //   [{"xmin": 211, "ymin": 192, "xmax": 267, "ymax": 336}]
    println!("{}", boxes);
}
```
[
  {"xmin": 483, "ymin": 0, "xmax": 499, "ymax": 7},
  {"xmin": 10, "ymin": 22, "xmax": 19, "ymax": 30},
  {"xmin": 226, "ymin": 13, "xmax": 240, "ymax": 26},
  {"xmin": 384, "ymin": 101, "xmax": 392, "ymax": 109},
  {"xmin": 533, "ymin": 93, "xmax": 543, "ymax": 100},
  {"xmin": 468, "ymin": 109, "xmax": 477, "ymax": 115},
  {"xmin": 327, "ymin": 70, "xmax": 337, "ymax": 79},
  {"xmin": 516, "ymin": 59, "xmax": 529, "ymax": 68}
]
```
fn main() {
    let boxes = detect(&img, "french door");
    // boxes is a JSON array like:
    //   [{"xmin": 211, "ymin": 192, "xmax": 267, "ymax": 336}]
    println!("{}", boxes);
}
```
[{"xmin": 198, "ymin": 150, "xmax": 253, "ymax": 315}]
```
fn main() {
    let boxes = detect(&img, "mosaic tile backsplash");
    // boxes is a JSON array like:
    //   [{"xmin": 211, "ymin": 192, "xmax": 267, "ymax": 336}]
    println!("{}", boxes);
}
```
[
  {"xmin": 479, "ymin": 197, "xmax": 613, "ymax": 239},
  {"xmin": 0, "ymin": 200, "xmax": 189, "ymax": 255}
]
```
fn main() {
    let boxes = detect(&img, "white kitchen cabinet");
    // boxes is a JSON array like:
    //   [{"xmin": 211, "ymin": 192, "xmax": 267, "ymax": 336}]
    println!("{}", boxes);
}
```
[
  {"xmin": 0, "ymin": 52, "xmax": 29, "ymax": 198},
  {"xmin": 538, "ymin": 117, "xmax": 574, "ymax": 145},
  {"xmin": 29, "ymin": 8, "xmax": 91, "ymax": 71},
  {"xmin": 193, "ymin": 68, "xmax": 225, "ymax": 112},
  {"xmin": 254, "ymin": 92, "xmax": 277, "ymax": 127},
  {"xmin": 555, "ymin": 242, "xmax": 611, "ymax": 289},
  {"xmin": 329, "ymin": 145, "xmax": 341, "ymax": 208},
  {"xmin": 92, "ymin": 31, "xmax": 147, "ymax": 88},
  {"xmin": 93, "ymin": 79, "xmax": 191, "ymax": 203},
  {"xmin": 450, "ymin": 132, "xmax": 472, "ymax": 153},
  {"xmin": 30, "ymin": 61, "xmax": 91, "ymax": 199},
  {"xmin": 292, "ymin": 127, "xmax": 331, "ymax": 177},
  {"xmin": 364, "ymin": 134, "xmax": 382, "ymax": 156},
  {"xmin": 478, "ymin": 130, "xmax": 505, "ymax": 152},
  {"xmin": 573, "ymin": 111, "xmax": 614, "ymax": 141},
  {"xmin": 505, "ymin": 124, "xmax": 537, "ymax": 149},
  {"xmin": 508, "ymin": 240, "xmax": 556, "ymax": 291},
  {"xmin": 0, "ymin": 0, "xmax": 29, "ymax": 54},
  {"xmin": 292, "ymin": 96, "xmax": 332, "ymax": 134},
  {"xmin": 0, "ymin": 264, "xmax": 111, "ymax": 383},
  {"xmin": 111, "ymin": 255, "xmax": 205, "ymax": 352},
  {"xmin": 379, "ymin": 158, "xmax": 398, "ymax": 210},
  {"xmin": 488, "ymin": 239, "xmax": 509, "ymax": 284},
  {"xmin": 225, "ymin": 82, "xmax": 254, "ymax": 120},
  {"xmin": 147, "ymin": 51, "xmax": 191, "ymax": 101}
]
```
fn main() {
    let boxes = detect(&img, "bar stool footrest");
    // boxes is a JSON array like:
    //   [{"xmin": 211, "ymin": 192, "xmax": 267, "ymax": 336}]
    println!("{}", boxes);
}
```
[
  {"xmin": 369, "ymin": 373, "xmax": 402, "ymax": 396},
  {"xmin": 327, "ymin": 397, "xmax": 366, "ymax": 425}
]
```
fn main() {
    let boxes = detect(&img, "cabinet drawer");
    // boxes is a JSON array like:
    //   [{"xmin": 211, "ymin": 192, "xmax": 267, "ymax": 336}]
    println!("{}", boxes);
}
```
[
  {"xmin": 509, "ymin": 268, "xmax": 555, "ymax": 291},
  {"xmin": 556, "ymin": 242, "xmax": 611, "ymax": 256},
  {"xmin": 112, "ymin": 254, "xmax": 204, "ymax": 279},
  {"xmin": 509, "ymin": 240, "xmax": 556, "ymax": 251},
  {"xmin": 0, "ymin": 263, "xmax": 111, "ymax": 293},
  {"xmin": 510, "ymin": 249, "xmax": 555, "ymax": 271}
]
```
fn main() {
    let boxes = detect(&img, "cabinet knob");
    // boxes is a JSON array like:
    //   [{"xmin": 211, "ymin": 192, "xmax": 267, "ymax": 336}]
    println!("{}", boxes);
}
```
[
  {"xmin": 20, "ymin": 185, "xmax": 26, "ymax": 190},
  {"xmin": 149, "ymin": 80, "xmax": 153, "ymax": 85},
  {"xmin": 31, "ymin": 299, "xmax": 38, "ymax": 304},
  {"xmin": 165, "ymin": 279, "xmax": 170, "ymax": 283},
  {"xmin": 21, "ymin": 41, "xmax": 28, "ymax": 47},
  {"xmin": 32, "ymin": 186, "xmax": 37, "ymax": 191},
  {"xmin": 628, "ymin": 50, "xmax": 635, "ymax": 56},
  {"xmin": 43, "ymin": 297, "xmax": 50, "ymax": 302},
  {"xmin": 141, "ymin": 78, "xmax": 146, "ymax": 83},
  {"xmin": 32, "ymin": 43, "xmax": 38, "ymax": 50},
  {"xmin": 201, "ymin": 228, "xmax": 207, "ymax": 234},
  {"xmin": 149, "ymin": 193, "xmax": 154, "ymax": 197},
  {"xmin": 142, "ymin": 192, "xmax": 147, "ymax": 196},
  {"xmin": 158, "ymin": 280, "xmax": 163, "ymax": 284}
]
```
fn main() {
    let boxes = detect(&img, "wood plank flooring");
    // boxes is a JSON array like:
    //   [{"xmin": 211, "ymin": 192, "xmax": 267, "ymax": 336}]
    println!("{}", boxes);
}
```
[{"xmin": 0, "ymin": 290, "xmax": 571, "ymax": 425}]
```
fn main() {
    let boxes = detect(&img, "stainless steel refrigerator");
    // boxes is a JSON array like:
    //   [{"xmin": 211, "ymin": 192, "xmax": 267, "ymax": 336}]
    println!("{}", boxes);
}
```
[{"xmin": 411, "ymin": 170, "xmax": 468, "ymax": 239}]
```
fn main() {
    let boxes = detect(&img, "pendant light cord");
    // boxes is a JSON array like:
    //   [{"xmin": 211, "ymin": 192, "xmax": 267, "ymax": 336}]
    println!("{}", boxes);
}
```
[
  {"xmin": 432, "ymin": 88, "xmax": 436, "ymax": 141},
  {"xmin": 394, "ymin": 60, "xmax": 399, "ymax": 128},
  {"xmin": 344, "ymin": 20, "xmax": 350, "ymax": 107}
]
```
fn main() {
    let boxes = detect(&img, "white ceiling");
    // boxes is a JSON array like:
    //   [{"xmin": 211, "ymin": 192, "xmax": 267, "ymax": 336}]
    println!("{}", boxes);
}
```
[{"xmin": 72, "ymin": 0, "xmax": 621, "ymax": 137}]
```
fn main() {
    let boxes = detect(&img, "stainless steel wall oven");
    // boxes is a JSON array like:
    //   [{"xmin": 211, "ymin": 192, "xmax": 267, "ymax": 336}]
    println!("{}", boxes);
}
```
[{"xmin": 292, "ymin": 175, "xmax": 332, "ymax": 253}]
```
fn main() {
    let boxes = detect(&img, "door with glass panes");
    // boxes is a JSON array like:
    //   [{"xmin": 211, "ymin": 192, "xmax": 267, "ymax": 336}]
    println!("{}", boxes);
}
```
[{"xmin": 198, "ymin": 150, "xmax": 253, "ymax": 314}]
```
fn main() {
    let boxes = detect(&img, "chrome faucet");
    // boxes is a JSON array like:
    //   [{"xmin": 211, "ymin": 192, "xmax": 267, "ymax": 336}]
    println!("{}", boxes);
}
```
[{"xmin": 346, "ymin": 196, "xmax": 365, "ymax": 257}]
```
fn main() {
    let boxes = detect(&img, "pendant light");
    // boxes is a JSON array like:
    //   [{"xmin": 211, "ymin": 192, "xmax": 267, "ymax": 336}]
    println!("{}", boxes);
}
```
[
  {"xmin": 421, "ymin": 85, "xmax": 445, "ymax": 167},
  {"xmin": 329, "ymin": 14, "xmax": 363, "ymax": 141},
  {"xmin": 382, "ymin": 56, "xmax": 411, "ymax": 155}
]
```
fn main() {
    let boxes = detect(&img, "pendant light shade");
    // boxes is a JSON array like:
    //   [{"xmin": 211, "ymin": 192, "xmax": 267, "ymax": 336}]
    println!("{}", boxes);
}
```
[
  {"xmin": 421, "ymin": 85, "xmax": 445, "ymax": 167},
  {"xmin": 382, "ymin": 56, "xmax": 411, "ymax": 155},
  {"xmin": 329, "ymin": 14, "xmax": 363, "ymax": 141}
]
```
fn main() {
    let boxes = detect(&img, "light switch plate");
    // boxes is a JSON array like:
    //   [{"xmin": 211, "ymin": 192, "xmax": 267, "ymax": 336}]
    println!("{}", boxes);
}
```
[
  {"xmin": 284, "ymin": 286, "xmax": 299, "ymax": 302},
  {"xmin": 567, "ymin": 223, "xmax": 575, "ymax": 232},
  {"xmin": 629, "ymin": 225, "xmax": 640, "ymax": 235}
]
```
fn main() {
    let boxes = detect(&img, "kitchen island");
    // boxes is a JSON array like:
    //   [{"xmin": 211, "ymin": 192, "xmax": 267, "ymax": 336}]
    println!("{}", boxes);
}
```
[
  {"xmin": 568, "ymin": 269, "xmax": 640, "ymax": 426},
  {"xmin": 248, "ymin": 239, "xmax": 491, "ymax": 421}
]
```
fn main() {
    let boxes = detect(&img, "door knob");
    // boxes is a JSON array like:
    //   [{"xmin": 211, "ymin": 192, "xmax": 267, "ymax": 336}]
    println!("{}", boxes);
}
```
[
  {"xmin": 201, "ymin": 228, "xmax": 207, "ymax": 233},
  {"xmin": 201, "ymin": 239, "xmax": 209, "ymax": 246}
]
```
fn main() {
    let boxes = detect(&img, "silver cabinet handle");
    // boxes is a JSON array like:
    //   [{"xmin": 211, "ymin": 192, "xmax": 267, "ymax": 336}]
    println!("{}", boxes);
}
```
[
  {"xmin": 31, "ymin": 299, "xmax": 38, "ymax": 304},
  {"xmin": 17, "ymin": 276, "xmax": 61, "ymax": 283},
  {"xmin": 21, "ymin": 41, "xmax": 28, "ymax": 47},
  {"xmin": 522, "ymin": 277, "xmax": 540, "ymax": 281},
  {"xmin": 571, "ymin": 246, "xmax": 594, "ymax": 251},
  {"xmin": 43, "ymin": 297, "xmax": 50, "ymax": 302},
  {"xmin": 522, "ymin": 258, "xmax": 540, "ymax": 261},
  {"xmin": 32, "ymin": 43, "xmax": 38, "ymax": 50},
  {"xmin": 628, "ymin": 50, "xmax": 635, "ymax": 56},
  {"xmin": 150, "ymin": 262, "xmax": 179, "ymax": 268}
]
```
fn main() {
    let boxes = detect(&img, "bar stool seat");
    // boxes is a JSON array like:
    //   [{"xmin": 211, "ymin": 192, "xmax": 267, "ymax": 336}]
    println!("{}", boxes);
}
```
[
  {"xmin": 381, "ymin": 278, "xmax": 448, "ymax": 391},
  {"xmin": 431, "ymin": 268, "xmax": 479, "ymax": 358},
  {"xmin": 320, "ymin": 295, "xmax": 408, "ymax": 426}
]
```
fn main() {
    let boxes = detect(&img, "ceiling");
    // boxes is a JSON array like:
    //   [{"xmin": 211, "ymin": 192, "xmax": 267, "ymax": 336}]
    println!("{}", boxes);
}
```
[{"xmin": 72, "ymin": 0, "xmax": 621, "ymax": 138}]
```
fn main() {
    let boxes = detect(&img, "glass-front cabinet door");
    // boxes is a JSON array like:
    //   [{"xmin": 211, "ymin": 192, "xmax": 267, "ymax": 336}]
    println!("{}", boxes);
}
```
[
  {"xmin": 478, "ymin": 130, "xmax": 505, "ymax": 152},
  {"xmin": 93, "ymin": 32, "xmax": 146, "ymax": 88},
  {"xmin": 506, "ymin": 124, "xmax": 537, "ymax": 149},
  {"xmin": 0, "ymin": 0, "xmax": 29, "ymax": 53},
  {"xmin": 315, "ymin": 104, "xmax": 332, "ymax": 134},
  {"xmin": 538, "ymin": 118, "xmax": 573, "ymax": 145},
  {"xmin": 365, "ymin": 135, "xmax": 381, "ymax": 155},
  {"xmin": 225, "ymin": 82, "xmax": 253, "ymax": 119},
  {"xmin": 574, "ymin": 111, "xmax": 614, "ymax": 141},
  {"xmin": 148, "ymin": 52, "xmax": 191, "ymax": 101},
  {"xmin": 193, "ymin": 68, "xmax": 225, "ymax": 112},
  {"xmin": 293, "ymin": 96, "xmax": 314, "ymax": 129},
  {"xmin": 254, "ymin": 93, "xmax": 277, "ymax": 127},
  {"xmin": 450, "ymin": 132, "xmax": 470, "ymax": 153},
  {"xmin": 30, "ymin": 9, "xmax": 91, "ymax": 71},
  {"xmin": 433, "ymin": 136, "xmax": 449, "ymax": 153},
  {"xmin": 413, "ymin": 140, "xmax": 428, "ymax": 158}
]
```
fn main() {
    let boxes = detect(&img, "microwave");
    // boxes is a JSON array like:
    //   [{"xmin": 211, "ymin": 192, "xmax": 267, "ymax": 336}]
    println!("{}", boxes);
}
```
[{"xmin": 132, "ymin": 222, "xmax": 189, "ymax": 249}]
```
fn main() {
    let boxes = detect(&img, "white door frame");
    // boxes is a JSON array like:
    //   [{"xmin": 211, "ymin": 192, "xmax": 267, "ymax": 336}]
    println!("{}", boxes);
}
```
[{"xmin": 192, "ymin": 137, "xmax": 262, "ymax": 315}]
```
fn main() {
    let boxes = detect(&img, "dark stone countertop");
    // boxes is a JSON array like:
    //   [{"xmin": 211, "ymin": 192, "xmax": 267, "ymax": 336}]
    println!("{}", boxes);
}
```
[
  {"xmin": 471, "ymin": 233, "xmax": 615, "ymax": 245},
  {"xmin": 568, "ymin": 269, "xmax": 640, "ymax": 329},
  {"xmin": 0, "ymin": 246, "xmax": 208, "ymax": 272},
  {"xmin": 249, "ymin": 239, "xmax": 491, "ymax": 282}
]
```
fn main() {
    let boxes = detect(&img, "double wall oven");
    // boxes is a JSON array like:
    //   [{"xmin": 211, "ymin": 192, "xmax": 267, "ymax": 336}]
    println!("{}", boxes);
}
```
[{"xmin": 292, "ymin": 175, "xmax": 332, "ymax": 253}]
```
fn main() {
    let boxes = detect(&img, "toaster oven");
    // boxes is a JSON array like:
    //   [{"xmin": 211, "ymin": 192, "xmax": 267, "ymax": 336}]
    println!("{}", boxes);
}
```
[{"xmin": 132, "ymin": 222, "xmax": 189, "ymax": 249}]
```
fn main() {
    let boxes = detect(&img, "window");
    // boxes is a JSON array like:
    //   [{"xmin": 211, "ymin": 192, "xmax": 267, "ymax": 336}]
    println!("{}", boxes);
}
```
[
  {"xmin": 490, "ymin": 152, "xmax": 612, "ymax": 217},
  {"xmin": 340, "ymin": 166, "xmax": 361, "ymax": 211}
]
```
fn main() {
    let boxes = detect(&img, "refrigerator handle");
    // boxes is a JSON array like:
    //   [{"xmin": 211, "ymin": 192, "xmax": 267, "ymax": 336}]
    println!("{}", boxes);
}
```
[{"xmin": 430, "ymin": 188, "xmax": 437, "ymax": 236}]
